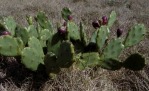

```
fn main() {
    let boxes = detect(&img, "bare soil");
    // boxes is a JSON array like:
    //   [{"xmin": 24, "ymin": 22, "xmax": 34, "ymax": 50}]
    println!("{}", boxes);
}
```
[{"xmin": 0, "ymin": 0, "xmax": 149, "ymax": 91}]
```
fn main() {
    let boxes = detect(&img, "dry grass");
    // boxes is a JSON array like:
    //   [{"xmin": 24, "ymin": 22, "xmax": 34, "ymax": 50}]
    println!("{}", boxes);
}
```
[
  {"xmin": 0, "ymin": 0, "xmax": 149, "ymax": 91},
  {"xmin": 1, "ymin": 66, "xmax": 149, "ymax": 91}
]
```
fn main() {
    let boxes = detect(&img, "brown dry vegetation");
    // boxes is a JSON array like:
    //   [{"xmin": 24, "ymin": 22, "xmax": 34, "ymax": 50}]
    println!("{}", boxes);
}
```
[{"xmin": 0, "ymin": 0, "xmax": 149, "ymax": 91}]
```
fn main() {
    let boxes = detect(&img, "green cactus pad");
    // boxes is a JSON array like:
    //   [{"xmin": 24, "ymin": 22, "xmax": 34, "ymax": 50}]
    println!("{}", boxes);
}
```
[
  {"xmin": 15, "ymin": 25, "xmax": 29, "ymax": 45},
  {"xmin": 101, "ymin": 58, "xmax": 122, "ymax": 70},
  {"xmin": 90, "ymin": 30, "xmax": 98, "ymax": 43},
  {"xmin": 96, "ymin": 26, "xmax": 110, "ymax": 51},
  {"xmin": 80, "ymin": 22, "xmax": 87, "ymax": 46},
  {"xmin": 40, "ymin": 29, "xmax": 52, "ymax": 47},
  {"xmin": 67, "ymin": 21, "xmax": 81, "ymax": 41},
  {"xmin": 4, "ymin": 16, "xmax": 17, "ymax": 36},
  {"xmin": 36, "ymin": 23, "xmax": 42, "ymax": 35},
  {"xmin": 75, "ymin": 59, "xmax": 85, "ymax": 70},
  {"xmin": 61, "ymin": 7, "xmax": 72, "ymax": 21},
  {"xmin": 21, "ymin": 37, "xmax": 44, "ymax": 71},
  {"xmin": 123, "ymin": 53, "xmax": 145, "ymax": 71},
  {"xmin": 124, "ymin": 24, "xmax": 146, "ymax": 47},
  {"xmin": 82, "ymin": 52, "xmax": 101, "ymax": 67},
  {"xmin": 44, "ymin": 52, "xmax": 60, "ymax": 77},
  {"xmin": 36, "ymin": 11, "xmax": 53, "ymax": 31},
  {"xmin": 77, "ymin": 52, "xmax": 101, "ymax": 70},
  {"xmin": 0, "ymin": 36, "xmax": 24, "ymax": 56},
  {"xmin": 102, "ymin": 38, "xmax": 124, "ymax": 60},
  {"xmin": 26, "ymin": 25, "xmax": 39, "ymax": 38},
  {"xmin": 57, "ymin": 41, "xmax": 75, "ymax": 68},
  {"xmin": 44, "ymin": 52, "xmax": 58, "ymax": 69},
  {"xmin": 16, "ymin": 38, "xmax": 24, "ymax": 50},
  {"xmin": 26, "ymin": 15, "xmax": 33, "ymax": 25},
  {"xmin": 47, "ymin": 33, "xmax": 62, "ymax": 56},
  {"xmin": 108, "ymin": 11, "xmax": 116, "ymax": 28}
]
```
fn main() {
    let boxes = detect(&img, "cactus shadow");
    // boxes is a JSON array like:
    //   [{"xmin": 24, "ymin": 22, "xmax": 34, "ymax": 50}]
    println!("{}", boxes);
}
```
[
  {"xmin": 51, "ymin": 32, "xmax": 62, "ymax": 46},
  {"xmin": 0, "ymin": 57, "xmax": 49, "ymax": 90}
]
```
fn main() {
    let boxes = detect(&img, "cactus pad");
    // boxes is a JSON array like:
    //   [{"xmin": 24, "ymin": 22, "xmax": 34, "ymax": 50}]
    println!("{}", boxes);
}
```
[
  {"xmin": 47, "ymin": 33, "xmax": 62, "ymax": 56},
  {"xmin": 0, "ymin": 36, "xmax": 24, "ymax": 56},
  {"xmin": 15, "ymin": 25, "xmax": 29, "ymax": 45},
  {"xmin": 61, "ymin": 7, "xmax": 72, "ymax": 21},
  {"xmin": 4, "ymin": 16, "xmax": 16, "ymax": 36},
  {"xmin": 123, "ymin": 53, "xmax": 145, "ymax": 71},
  {"xmin": 77, "ymin": 52, "xmax": 101, "ymax": 70},
  {"xmin": 80, "ymin": 22, "xmax": 87, "ymax": 46},
  {"xmin": 44, "ymin": 52, "xmax": 60, "ymax": 77},
  {"xmin": 108, "ymin": 11, "xmax": 116, "ymax": 28},
  {"xmin": 96, "ymin": 26, "xmax": 110, "ymax": 51},
  {"xmin": 26, "ymin": 25, "xmax": 39, "ymax": 38},
  {"xmin": 40, "ymin": 29, "xmax": 52, "ymax": 47},
  {"xmin": 36, "ymin": 11, "xmax": 53, "ymax": 31},
  {"xmin": 26, "ymin": 15, "xmax": 33, "ymax": 25},
  {"xmin": 101, "ymin": 58, "xmax": 122, "ymax": 70},
  {"xmin": 67, "ymin": 21, "xmax": 80, "ymax": 41},
  {"xmin": 90, "ymin": 30, "xmax": 98, "ymax": 43},
  {"xmin": 124, "ymin": 24, "xmax": 146, "ymax": 47},
  {"xmin": 21, "ymin": 37, "xmax": 44, "ymax": 71},
  {"xmin": 102, "ymin": 38, "xmax": 124, "ymax": 60},
  {"xmin": 57, "ymin": 41, "xmax": 75, "ymax": 68}
]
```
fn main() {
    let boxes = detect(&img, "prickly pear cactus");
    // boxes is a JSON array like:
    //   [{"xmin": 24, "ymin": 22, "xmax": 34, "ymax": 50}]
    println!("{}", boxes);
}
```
[
  {"xmin": 108, "ymin": 11, "xmax": 116, "ymax": 28},
  {"xmin": 4, "ymin": 16, "xmax": 16, "ymax": 36},
  {"xmin": 96, "ymin": 26, "xmax": 110, "ymax": 51},
  {"xmin": 124, "ymin": 24, "xmax": 146, "ymax": 47},
  {"xmin": 80, "ymin": 22, "xmax": 87, "ymax": 46},
  {"xmin": 100, "ymin": 58, "xmax": 122, "ymax": 70},
  {"xmin": 71, "ymin": 22, "xmax": 87, "ymax": 53},
  {"xmin": 15, "ymin": 25, "xmax": 29, "ymax": 45},
  {"xmin": 21, "ymin": 37, "xmax": 44, "ymax": 71},
  {"xmin": 26, "ymin": 25, "xmax": 39, "ymax": 38},
  {"xmin": 47, "ymin": 33, "xmax": 62, "ymax": 56},
  {"xmin": 67, "ymin": 21, "xmax": 80, "ymax": 41},
  {"xmin": 57, "ymin": 41, "xmax": 75, "ymax": 68},
  {"xmin": 123, "ymin": 53, "xmax": 145, "ymax": 71},
  {"xmin": 36, "ymin": 23, "xmax": 42, "ymax": 35},
  {"xmin": 44, "ymin": 52, "xmax": 60, "ymax": 77},
  {"xmin": 102, "ymin": 38, "xmax": 124, "ymax": 60},
  {"xmin": 61, "ymin": 7, "xmax": 72, "ymax": 21},
  {"xmin": 35, "ymin": 11, "xmax": 53, "ymax": 31},
  {"xmin": 90, "ymin": 30, "xmax": 98, "ymax": 43},
  {"xmin": 26, "ymin": 15, "xmax": 33, "ymax": 25},
  {"xmin": 76, "ymin": 59, "xmax": 86, "ymax": 70},
  {"xmin": 0, "ymin": 36, "xmax": 24, "ymax": 56},
  {"xmin": 39, "ymin": 29, "xmax": 52, "ymax": 47},
  {"xmin": 76, "ymin": 52, "xmax": 101, "ymax": 70}
]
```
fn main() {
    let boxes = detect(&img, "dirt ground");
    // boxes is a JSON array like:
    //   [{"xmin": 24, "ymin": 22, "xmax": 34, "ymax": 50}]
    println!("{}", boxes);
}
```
[{"xmin": 0, "ymin": 0, "xmax": 149, "ymax": 91}]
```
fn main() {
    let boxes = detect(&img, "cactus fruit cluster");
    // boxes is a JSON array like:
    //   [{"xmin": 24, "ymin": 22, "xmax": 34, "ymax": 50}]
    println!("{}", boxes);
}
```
[{"xmin": 0, "ymin": 7, "xmax": 147, "ymax": 78}]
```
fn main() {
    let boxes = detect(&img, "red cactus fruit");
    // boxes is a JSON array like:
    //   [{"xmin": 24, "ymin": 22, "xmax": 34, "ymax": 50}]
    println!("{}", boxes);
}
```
[
  {"xmin": 102, "ymin": 16, "xmax": 108, "ymax": 25},
  {"xmin": 92, "ymin": 20, "xmax": 101, "ymax": 29},
  {"xmin": 67, "ymin": 15, "xmax": 73, "ymax": 21},
  {"xmin": 0, "ymin": 31, "xmax": 11, "ymax": 36},
  {"xmin": 58, "ymin": 26, "xmax": 67, "ymax": 35}
]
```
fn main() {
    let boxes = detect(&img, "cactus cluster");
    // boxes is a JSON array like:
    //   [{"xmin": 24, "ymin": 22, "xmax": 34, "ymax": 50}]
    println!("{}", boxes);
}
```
[
  {"xmin": 21, "ymin": 37, "xmax": 44, "ymax": 71},
  {"xmin": 0, "ymin": 7, "xmax": 147, "ymax": 78}
]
